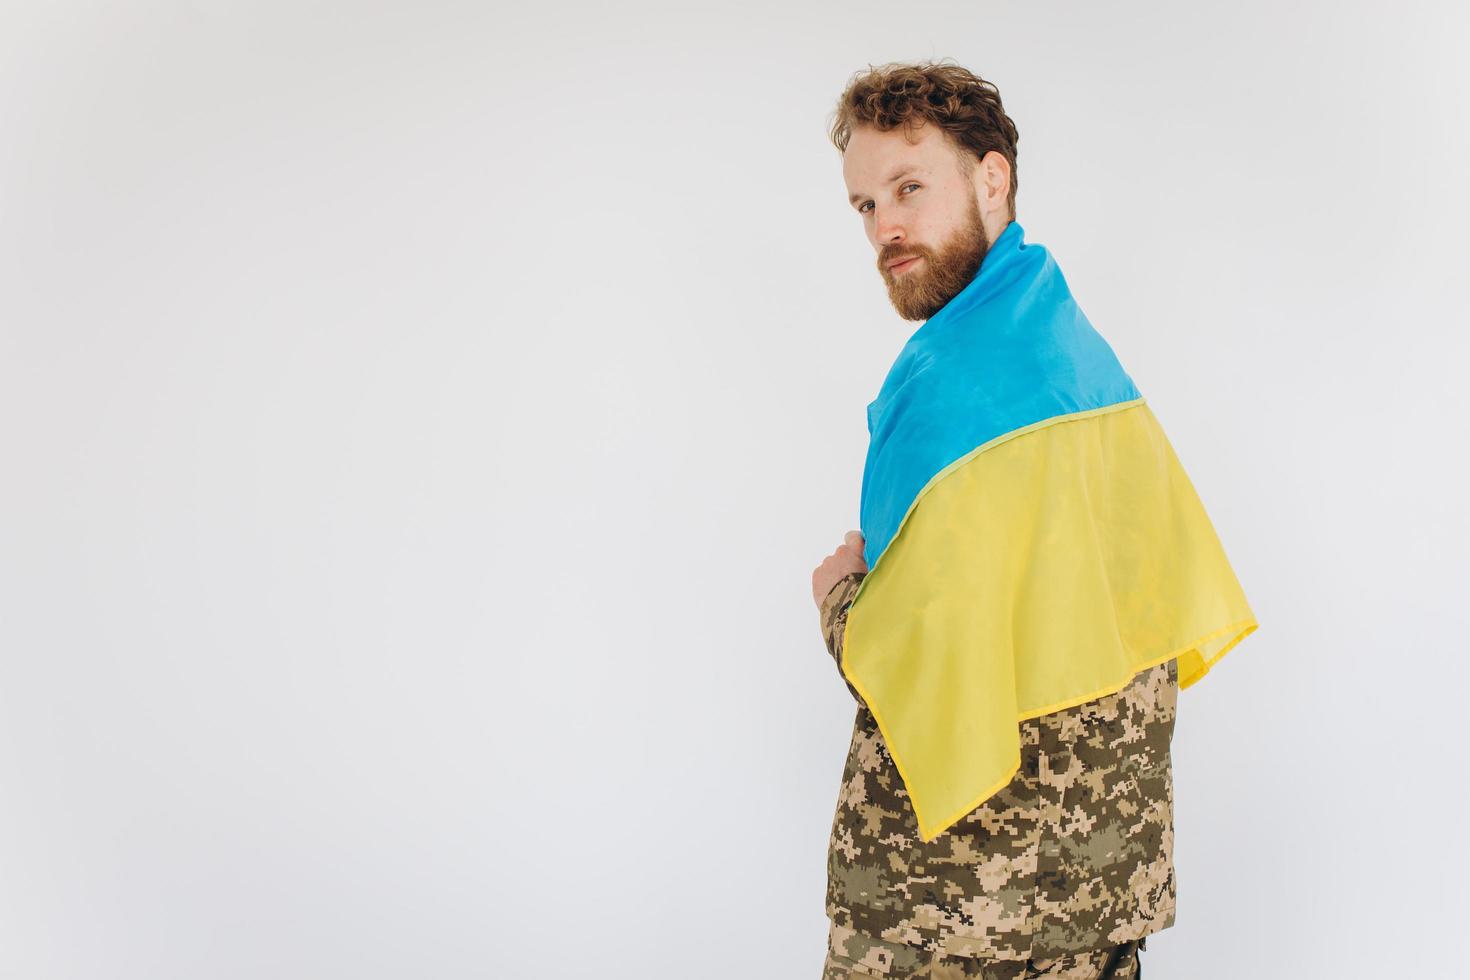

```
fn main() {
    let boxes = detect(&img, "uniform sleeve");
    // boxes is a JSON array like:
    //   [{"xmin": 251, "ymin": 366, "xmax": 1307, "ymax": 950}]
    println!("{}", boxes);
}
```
[{"xmin": 819, "ymin": 571, "xmax": 868, "ymax": 708}]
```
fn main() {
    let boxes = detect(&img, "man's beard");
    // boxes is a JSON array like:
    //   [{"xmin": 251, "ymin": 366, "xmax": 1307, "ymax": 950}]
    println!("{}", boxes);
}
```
[{"xmin": 878, "ymin": 191, "xmax": 991, "ymax": 322}]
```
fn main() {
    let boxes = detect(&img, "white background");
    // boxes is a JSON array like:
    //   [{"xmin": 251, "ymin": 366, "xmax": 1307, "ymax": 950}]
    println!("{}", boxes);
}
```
[{"xmin": 2, "ymin": 2, "xmax": 1465, "ymax": 977}]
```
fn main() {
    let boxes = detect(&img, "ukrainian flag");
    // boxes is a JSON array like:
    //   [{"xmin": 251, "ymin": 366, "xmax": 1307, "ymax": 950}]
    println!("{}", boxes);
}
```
[{"xmin": 846, "ymin": 220, "xmax": 1258, "ymax": 843}]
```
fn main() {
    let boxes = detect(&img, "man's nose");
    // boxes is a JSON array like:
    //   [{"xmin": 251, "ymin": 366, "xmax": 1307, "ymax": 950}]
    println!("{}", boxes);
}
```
[{"xmin": 873, "ymin": 210, "xmax": 904, "ymax": 245}]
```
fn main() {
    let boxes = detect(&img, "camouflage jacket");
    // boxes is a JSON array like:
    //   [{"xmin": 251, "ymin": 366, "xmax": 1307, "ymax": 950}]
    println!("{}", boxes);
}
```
[{"xmin": 818, "ymin": 571, "xmax": 1179, "ymax": 962}]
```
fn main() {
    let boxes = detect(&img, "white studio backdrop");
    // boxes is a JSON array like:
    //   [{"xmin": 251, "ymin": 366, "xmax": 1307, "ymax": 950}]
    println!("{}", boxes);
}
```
[{"xmin": 1, "ymin": 2, "xmax": 1465, "ymax": 978}]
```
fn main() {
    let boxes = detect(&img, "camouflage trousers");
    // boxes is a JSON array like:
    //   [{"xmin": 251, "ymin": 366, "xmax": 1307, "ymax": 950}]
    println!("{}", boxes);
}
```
[{"xmin": 822, "ymin": 921, "xmax": 1143, "ymax": 980}]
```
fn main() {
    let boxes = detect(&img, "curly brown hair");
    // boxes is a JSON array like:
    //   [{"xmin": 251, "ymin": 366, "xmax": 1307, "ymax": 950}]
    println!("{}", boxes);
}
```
[{"xmin": 829, "ymin": 59, "xmax": 1020, "ymax": 221}]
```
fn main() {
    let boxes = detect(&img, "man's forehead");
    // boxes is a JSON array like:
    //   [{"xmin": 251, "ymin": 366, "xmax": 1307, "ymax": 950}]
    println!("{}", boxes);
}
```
[{"xmin": 843, "ymin": 126, "xmax": 945, "ymax": 191}]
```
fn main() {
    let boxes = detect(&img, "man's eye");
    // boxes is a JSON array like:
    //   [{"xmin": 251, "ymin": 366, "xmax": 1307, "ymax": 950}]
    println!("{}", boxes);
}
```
[{"xmin": 859, "ymin": 184, "xmax": 920, "ymax": 213}]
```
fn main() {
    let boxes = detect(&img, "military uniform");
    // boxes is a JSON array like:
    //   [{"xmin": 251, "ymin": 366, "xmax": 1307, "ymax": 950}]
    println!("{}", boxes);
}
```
[{"xmin": 818, "ymin": 571, "xmax": 1177, "ymax": 978}]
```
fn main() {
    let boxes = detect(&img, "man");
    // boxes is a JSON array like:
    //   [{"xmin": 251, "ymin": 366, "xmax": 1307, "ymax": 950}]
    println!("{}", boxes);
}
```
[{"xmin": 810, "ymin": 62, "xmax": 1176, "ymax": 980}]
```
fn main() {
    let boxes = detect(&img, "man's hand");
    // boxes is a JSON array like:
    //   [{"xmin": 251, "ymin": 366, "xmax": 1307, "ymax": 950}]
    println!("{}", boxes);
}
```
[{"xmin": 812, "ymin": 530, "xmax": 867, "ymax": 607}]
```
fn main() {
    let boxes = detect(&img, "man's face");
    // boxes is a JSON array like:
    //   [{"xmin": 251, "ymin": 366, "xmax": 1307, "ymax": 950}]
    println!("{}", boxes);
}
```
[{"xmin": 843, "ymin": 121, "xmax": 997, "ymax": 321}]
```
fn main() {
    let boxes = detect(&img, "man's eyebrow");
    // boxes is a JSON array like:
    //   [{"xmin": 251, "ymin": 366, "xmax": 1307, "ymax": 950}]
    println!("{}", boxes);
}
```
[{"xmin": 848, "ymin": 167, "xmax": 926, "ymax": 205}]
